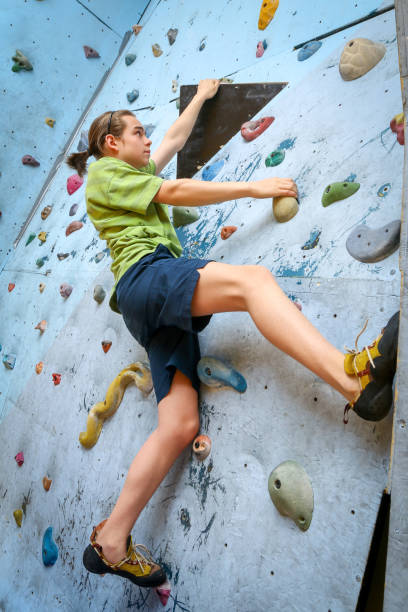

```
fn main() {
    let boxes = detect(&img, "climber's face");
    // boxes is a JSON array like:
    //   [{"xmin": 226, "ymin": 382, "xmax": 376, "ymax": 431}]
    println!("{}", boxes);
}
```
[{"xmin": 104, "ymin": 115, "xmax": 152, "ymax": 168}]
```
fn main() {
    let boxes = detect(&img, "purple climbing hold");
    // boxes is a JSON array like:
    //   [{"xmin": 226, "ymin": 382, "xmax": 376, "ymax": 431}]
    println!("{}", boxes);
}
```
[
  {"xmin": 69, "ymin": 204, "xmax": 79, "ymax": 216},
  {"xmin": 22, "ymin": 155, "xmax": 40, "ymax": 167},
  {"xmin": 167, "ymin": 28, "xmax": 178, "ymax": 45},
  {"xmin": 77, "ymin": 131, "xmax": 89, "ymax": 153},
  {"xmin": 59, "ymin": 283, "xmax": 73, "ymax": 298},
  {"xmin": 57, "ymin": 253, "xmax": 69, "ymax": 261},
  {"xmin": 83, "ymin": 45, "xmax": 100, "ymax": 59}
]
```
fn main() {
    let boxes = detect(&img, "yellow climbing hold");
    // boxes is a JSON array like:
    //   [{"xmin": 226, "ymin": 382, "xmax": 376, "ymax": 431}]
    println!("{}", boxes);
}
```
[
  {"xmin": 38, "ymin": 231, "xmax": 47, "ymax": 243},
  {"xmin": 45, "ymin": 118, "xmax": 55, "ymax": 127},
  {"xmin": 13, "ymin": 509, "xmax": 23, "ymax": 527},
  {"xmin": 79, "ymin": 362, "xmax": 153, "ymax": 449},
  {"xmin": 258, "ymin": 0, "xmax": 279, "ymax": 30}
]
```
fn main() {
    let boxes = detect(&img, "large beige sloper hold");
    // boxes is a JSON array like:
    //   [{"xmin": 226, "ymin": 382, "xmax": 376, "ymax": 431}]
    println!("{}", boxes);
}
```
[
  {"xmin": 272, "ymin": 197, "xmax": 299, "ymax": 223},
  {"xmin": 339, "ymin": 38, "xmax": 386, "ymax": 81},
  {"xmin": 268, "ymin": 460, "xmax": 314, "ymax": 531}
]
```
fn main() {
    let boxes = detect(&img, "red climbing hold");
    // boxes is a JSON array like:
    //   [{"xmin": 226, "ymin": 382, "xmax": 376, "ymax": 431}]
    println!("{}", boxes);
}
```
[
  {"xmin": 221, "ymin": 226, "xmax": 237, "ymax": 240},
  {"xmin": 241, "ymin": 117, "xmax": 274, "ymax": 141},
  {"xmin": 8, "ymin": 283, "xmax": 15, "ymax": 292},
  {"xmin": 83, "ymin": 45, "xmax": 100, "ymax": 58},
  {"xmin": 15, "ymin": 452, "xmax": 24, "ymax": 466},
  {"xmin": 67, "ymin": 174, "xmax": 84, "ymax": 195},
  {"xmin": 52, "ymin": 373, "xmax": 61, "ymax": 386},
  {"xmin": 155, "ymin": 580, "xmax": 171, "ymax": 606},
  {"xmin": 390, "ymin": 113, "xmax": 405, "ymax": 146},
  {"xmin": 101, "ymin": 341, "xmax": 112, "ymax": 353},
  {"xmin": 66, "ymin": 221, "xmax": 84, "ymax": 236},
  {"xmin": 22, "ymin": 155, "xmax": 40, "ymax": 166}
]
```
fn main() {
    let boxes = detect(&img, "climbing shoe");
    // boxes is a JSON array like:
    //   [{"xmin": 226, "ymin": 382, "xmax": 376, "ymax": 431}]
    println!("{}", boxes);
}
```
[
  {"xmin": 343, "ymin": 311, "xmax": 399, "ymax": 422},
  {"xmin": 83, "ymin": 520, "xmax": 167, "ymax": 588}
]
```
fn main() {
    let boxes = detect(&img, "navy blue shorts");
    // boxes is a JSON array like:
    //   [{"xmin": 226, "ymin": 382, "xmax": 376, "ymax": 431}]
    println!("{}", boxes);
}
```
[{"xmin": 115, "ymin": 244, "xmax": 213, "ymax": 403}]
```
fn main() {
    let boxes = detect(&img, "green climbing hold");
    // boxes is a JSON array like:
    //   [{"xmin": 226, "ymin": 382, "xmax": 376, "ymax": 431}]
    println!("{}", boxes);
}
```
[
  {"xmin": 25, "ymin": 232, "xmax": 36, "ymax": 246},
  {"xmin": 321, "ymin": 181, "xmax": 360, "ymax": 207},
  {"xmin": 265, "ymin": 150, "xmax": 285, "ymax": 167},
  {"xmin": 268, "ymin": 460, "xmax": 314, "ymax": 531},
  {"xmin": 173, "ymin": 207, "xmax": 200, "ymax": 228}
]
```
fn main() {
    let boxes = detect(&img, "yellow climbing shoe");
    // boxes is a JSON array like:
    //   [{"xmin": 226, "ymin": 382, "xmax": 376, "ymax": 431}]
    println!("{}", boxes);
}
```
[
  {"xmin": 343, "ymin": 312, "xmax": 399, "ymax": 422},
  {"xmin": 83, "ymin": 520, "xmax": 167, "ymax": 588}
]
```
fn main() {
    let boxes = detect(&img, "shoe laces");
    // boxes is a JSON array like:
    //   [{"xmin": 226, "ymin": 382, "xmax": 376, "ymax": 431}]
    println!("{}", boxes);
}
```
[{"xmin": 126, "ymin": 543, "xmax": 155, "ymax": 573}]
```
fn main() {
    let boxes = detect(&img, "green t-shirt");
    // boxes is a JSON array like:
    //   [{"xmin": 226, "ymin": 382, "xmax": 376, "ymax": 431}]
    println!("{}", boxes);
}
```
[{"xmin": 85, "ymin": 156, "xmax": 183, "ymax": 313}]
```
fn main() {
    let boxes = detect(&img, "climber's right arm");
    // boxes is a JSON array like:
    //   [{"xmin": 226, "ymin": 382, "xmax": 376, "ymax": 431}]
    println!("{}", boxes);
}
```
[{"xmin": 154, "ymin": 177, "xmax": 297, "ymax": 207}]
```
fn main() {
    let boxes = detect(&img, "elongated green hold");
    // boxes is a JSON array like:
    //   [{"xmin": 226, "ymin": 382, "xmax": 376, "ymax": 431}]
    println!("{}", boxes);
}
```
[
  {"xmin": 172, "ymin": 206, "xmax": 200, "ymax": 228},
  {"xmin": 268, "ymin": 460, "xmax": 314, "ymax": 531},
  {"xmin": 321, "ymin": 181, "xmax": 360, "ymax": 207}
]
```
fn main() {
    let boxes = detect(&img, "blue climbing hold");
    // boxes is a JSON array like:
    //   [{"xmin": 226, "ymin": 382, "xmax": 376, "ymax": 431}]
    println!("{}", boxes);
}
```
[
  {"xmin": 127, "ymin": 89, "xmax": 139, "ymax": 103},
  {"xmin": 297, "ymin": 40, "xmax": 322, "ymax": 61},
  {"xmin": 301, "ymin": 229, "xmax": 321, "ymax": 250},
  {"xmin": 197, "ymin": 357, "xmax": 247, "ymax": 392},
  {"xmin": 125, "ymin": 53, "xmax": 136, "ymax": 66},
  {"xmin": 144, "ymin": 124, "xmax": 155, "ymax": 138},
  {"xmin": 202, "ymin": 159, "xmax": 225, "ymax": 181},
  {"xmin": 36, "ymin": 256, "xmax": 49, "ymax": 268},
  {"xmin": 42, "ymin": 527, "xmax": 58, "ymax": 567},
  {"xmin": 377, "ymin": 183, "xmax": 391, "ymax": 198}
]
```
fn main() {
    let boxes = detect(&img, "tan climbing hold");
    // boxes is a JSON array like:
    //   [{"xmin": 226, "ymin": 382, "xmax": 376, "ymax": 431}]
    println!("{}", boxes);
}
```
[
  {"xmin": 79, "ymin": 362, "xmax": 153, "ymax": 449},
  {"xmin": 42, "ymin": 476, "xmax": 52, "ymax": 491},
  {"xmin": 192, "ymin": 435, "xmax": 212, "ymax": 460},
  {"xmin": 13, "ymin": 509, "xmax": 23, "ymax": 528},
  {"xmin": 35, "ymin": 361, "xmax": 44, "ymax": 374},
  {"xmin": 41, "ymin": 205, "xmax": 52, "ymax": 220},
  {"xmin": 152, "ymin": 43, "xmax": 163, "ymax": 57},
  {"xmin": 45, "ymin": 118, "xmax": 55, "ymax": 127},
  {"xmin": 38, "ymin": 231, "xmax": 47, "ymax": 243},
  {"xmin": 132, "ymin": 25, "xmax": 143, "ymax": 36},
  {"xmin": 272, "ymin": 197, "xmax": 299, "ymax": 223},
  {"xmin": 339, "ymin": 38, "xmax": 386, "ymax": 81},
  {"xmin": 39, "ymin": 283, "xmax": 45, "ymax": 293},
  {"xmin": 35, "ymin": 320, "xmax": 47, "ymax": 333}
]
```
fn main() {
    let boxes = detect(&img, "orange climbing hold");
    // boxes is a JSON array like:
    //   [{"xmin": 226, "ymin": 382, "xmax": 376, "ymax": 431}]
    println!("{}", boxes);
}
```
[
  {"xmin": 52, "ymin": 373, "xmax": 61, "ymax": 386},
  {"xmin": 221, "ymin": 226, "xmax": 237, "ymax": 240},
  {"xmin": 8, "ymin": 283, "xmax": 15, "ymax": 292},
  {"xmin": 43, "ymin": 476, "xmax": 52, "ymax": 491},
  {"xmin": 132, "ymin": 25, "xmax": 143, "ymax": 36},
  {"xmin": 101, "ymin": 340, "xmax": 112, "ymax": 353},
  {"xmin": 258, "ymin": 0, "xmax": 279, "ymax": 30},
  {"xmin": 66, "ymin": 220, "xmax": 84, "ymax": 236},
  {"xmin": 35, "ymin": 320, "xmax": 47, "ymax": 333},
  {"xmin": 36, "ymin": 362, "xmax": 44, "ymax": 374}
]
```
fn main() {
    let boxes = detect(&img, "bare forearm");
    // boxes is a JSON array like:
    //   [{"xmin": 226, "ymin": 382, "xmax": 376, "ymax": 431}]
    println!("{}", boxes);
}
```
[
  {"xmin": 155, "ymin": 178, "xmax": 252, "ymax": 206},
  {"xmin": 165, "ymin": 94, "xmax": 205, "ymax": 147}
]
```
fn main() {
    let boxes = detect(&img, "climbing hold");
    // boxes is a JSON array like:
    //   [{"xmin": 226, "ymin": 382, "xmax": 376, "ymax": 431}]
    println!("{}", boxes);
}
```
[
  {"xmin": 173, "ymin": 207, "xmax": 200, "ymax": 227},
  {"xmin": 390, "ymin": 113, "xmax": 405, "ymax": 145},
  {"xmin": 57, "ymin": 252, "xmax": 69, "ymax": 261},
  {"xmin": 39, "ymin": 283, "xmax": 45, "ymax": 292},
  {"xmin": 83, "ymin": 45, "xmax": 100, "ymax": 58},
  {"xmin": 59, "ymin": 283, "xmax": 73, "ymax": 298},
  {"xmin": 35, "ymin": 320, "xmax": 47, "ymax": 333},
  {"xmin": 199, "ymin": 38, "xmax": 206, "ymax": 51},
  {"xmin": 202, "ymin": 159, "xmax": 225, "ymax": 181},
  {"xmin": 167, "ymin": 28, "xmax": 178, "ymax": 45},
  {"xmin": 52, "ymin": 373, "xmax": 61, "ymax": 386},
  {"xmin": 152, "ymin": 44, "xmax": 163, "ymax": 57},
  {"xmin": 67, "ymin": 174, "xmax": 84, "ymax": 195},
  {"xmin": 41, "ymin": 205, "xmax": 52, "ymax": 220},
  {"xmin": 15, "ymin": 452, "xmax": 24, "ymax": 466},
  {"xmin": 93, "ymin": 285, "xmax": 106, "ymax": 304},
  {"xmin": 4, "ymin": 354, "xmax": 16, "ymax": 369},
  {"xmin": 220, "ymin": 77, "xmax": 234, "ymax": 84},
  {"xmin": 79, "ymin": 362, "xmax": 153, "ymax": 448},
  {"xmin": 377, "ymin": 183, "xmax": 391, "ymax": 198},
  {"xmin": 42, "ymin": 476, "xmax": 52, "ymax": 491},
  {"xmin": 256, "ymin": 40, "xmax": 267, "ymax": 58},
  {"xmin": 38, "ymin": 231, "xmax": 47, "ymax": 243},
  {"xmin": 258, "ymin": 0, "xmax": 279, "ymax": 30},
  {"xmin": 301, "ymin": 229, "xmax": 321, "ymax": 250},
  {"xmin": 42, "ymin": 527, "xmax": 59, "ymax": 566},
  {"xmin": 144, "ymin": 124, "xmax": 155, "ymax": 138},
  {"xmin": 297, "ymin": 40, "xmax": 322, "ymax": 62},
  {"xmin": 13, "ymin": 509, "xmax": 23, "ymax": 528},
  {"xmin": 125, "ymin": 53, "xmax": 136, "ymax": 66},
  {"xmin": 172, "ymin": 79, "xmax": 178, "ymax": 93},
  {"xmin": 35, "ymin": 362, "xmax": 44, "ymax": 374},
  {"xmin": 339, "ymin": 38, "xmax": 386, "ymax": 81},
  {"xmin": 268, "ymin": 460, "xmax": 314, "ymax": 531},
  {"xmin": 45, "ymin": 118, "xmax": 55, "ymax": 128},
  {"xmin": 77, "ymin": 130, "xmax": 88, "ymax": 152},
  {"xmin": 265, "ymin": 150, "xmax": 285, "ymax": 167},
  {"xmin": 126, "ymin": 89, "xmax": 139, "ymax": 104},
  {"xmin": 36, "ymin": 256, "xmax": 48, "ymax": 268},
  {"xmin": 22, "ymin": 155, "xmax": 40, "ymax": 166},
  {"xmin": 273, "ymin": 197, "xmax": 299, "ymax": 223},
  {"xmin": 66, "ymin": 220, "xmax": 84, "ymax": 236},
  {"xmin": 192, "ymin": 434, "xmax": 212, "ymax": 460},
  {"xmin": 175, "ymin": 98, "xmax": 180, "ymax": 110},
  {"xmin": 101, "ymin": 340, "xmax": 112, "ymax": 353},
  {"xmin": 8, "ymin": 283, "xmax": 15, "ymax": 292},
  {"xmin": 26, "ymin": 233, "xmax": 36, "ymax": 246},
  {"xmin": 69, "ymin": 203, "xmax": 79, "ymax": 216},
  {"xmin": 221, "ymin": 226, "xmax": 237, "ymax": 240},
  {"xmin": 155, "ymin": 580, "xmax": 171, "ymax": 606},
  {"xmin": 11, "ymin": 50, "xmax": 33, "ymax": 72},
  {"xmin": 197, "ymin": 356, "xmax": 247, "ymax": 392},
  {"xmin": 241, "ymin": 117, "xmax": 274, "ymax": 142},
  {"xmin": 321, "ymin": 181, "xmax": 360, "ymax": 207},
  {"xmin": 346, "ymin": 220, "xmax": 401, "ymax": 263},
  {"xmin": 94, "ymin": 252, "xmax": 105, "ymax": 263},
  {"xmin": 132, "ymin": 25, "xmax": 143, "ymax": 36}
]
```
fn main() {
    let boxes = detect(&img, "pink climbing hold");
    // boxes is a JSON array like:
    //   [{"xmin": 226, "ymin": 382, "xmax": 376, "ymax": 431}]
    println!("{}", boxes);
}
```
[
  {"xmin": 241, "ymin": 116, "xmax": 274, "ymax": 142},
  {"xmin": 66, "ymin": 221, "xmax": 84, "ymax": 236},
  {"xmin": 256, "ymin": 41, "xmax": 265, "ymax": 58},
  {"xmin": 83, "ymin": 45, "xmax": 100, "ymax": 58},
  {"xmin": 155, "ymin": 580, "xmax": 171, "ymax": 606},
  {"xmin": 390, "ymin": 114, "xmax": 405, "ymax": 146},
  {"xmin": 67, "ymin": 174, "xmax": 84, "ymax": 195},
  {"xmin": 15, "ymin": 452, "xmax": 24, "ymax": 466},
  {"xmin": 22, "ymin": 155, "xmax": 40, "ymax": 166}
]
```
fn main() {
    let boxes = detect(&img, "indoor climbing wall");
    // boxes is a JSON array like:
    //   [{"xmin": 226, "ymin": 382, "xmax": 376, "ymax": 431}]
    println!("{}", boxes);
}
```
[{"xmin": 0, "ymin": 1, "xmax": 404, "ymax": 610}]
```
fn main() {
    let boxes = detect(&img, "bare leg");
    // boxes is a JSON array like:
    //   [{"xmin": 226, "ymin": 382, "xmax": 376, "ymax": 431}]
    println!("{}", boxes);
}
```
[
  {"xmin": 190, "ymin": 262, "xmax": 360, "ymax": 403},
  {"xmin": 95, "ymin": 369, "xmax": 199, "ymax": 563}
]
